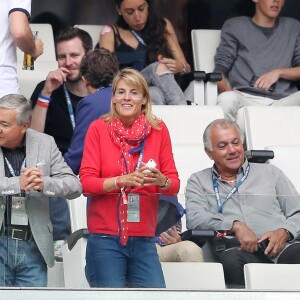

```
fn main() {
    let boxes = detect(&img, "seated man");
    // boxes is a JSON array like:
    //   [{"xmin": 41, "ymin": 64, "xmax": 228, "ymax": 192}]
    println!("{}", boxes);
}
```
[
  {"xmin": 156, "ymin": 201, "xmax": 203, "ymax": 262},
  {"xmin": 0, "ymin": 94, "xmax": 81, "ymax": 286},
  {"xmin": 214, "ymin": 0, "xmax": 300, "ymax": 121},
  {"xmin": 30, "ymin": 27, "xmax": 93, "ymax": 259},
  {"xmin": 185, "ymin": 118, "xmax": 300, "ymax": 287}
]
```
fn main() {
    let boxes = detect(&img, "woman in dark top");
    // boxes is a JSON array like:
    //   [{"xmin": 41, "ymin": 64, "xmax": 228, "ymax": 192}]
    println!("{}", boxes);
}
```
[{"xmin": 100, "ymin": 0, "xmax": 191, "ymax": 105}]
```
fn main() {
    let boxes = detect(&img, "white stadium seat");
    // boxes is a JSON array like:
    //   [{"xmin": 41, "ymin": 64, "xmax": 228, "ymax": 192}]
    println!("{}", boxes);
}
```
[
  {"xmin": 62, "ymin": 237, "xmax": 89, "ymax": 288},
  {"xmin": 74, "ymin": 24, "xmax": 103, "ymax": 48},
  {"xmin": 63, "ymin": 193, "xmax": 88, "ymax": 288},
  {"xmin": 238, "ymin": 106, "xmax": 300, "ymax": 150},
  {"xmin": 17, "ymin": 61, "xmax": 58, "ymax": 99},
  {"xmin": 162, "ymin": 262, "xmax": 225, "ymax": 289},
  {"xmin": 191, "ymin": 29, "xmax": 221, "ymax": 105},
  {"xmin": 266, "ymin": 145, "xmax": 300, "ymax": 194},
  {"xmin": 244, "ymin": 263, "xmax": 300, "ymax": 289}
]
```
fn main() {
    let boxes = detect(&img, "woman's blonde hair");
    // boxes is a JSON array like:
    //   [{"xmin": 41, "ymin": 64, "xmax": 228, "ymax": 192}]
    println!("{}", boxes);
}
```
[{"xmin": 104, "ymin": 68, "xmax": 160, "ymax": 129}]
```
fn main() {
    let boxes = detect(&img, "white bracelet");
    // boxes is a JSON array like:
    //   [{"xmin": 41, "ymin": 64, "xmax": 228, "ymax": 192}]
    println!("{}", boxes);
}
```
[{"xmin": 114, "ymin": 177, "xmax": 118, "ymax": 189}]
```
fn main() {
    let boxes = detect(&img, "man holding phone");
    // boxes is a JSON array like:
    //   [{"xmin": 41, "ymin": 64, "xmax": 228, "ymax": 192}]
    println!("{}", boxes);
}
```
[
  {"xmin": 186, "ymin": 119, "xmax": 300, "ymax": 288},
  {"xmin": 214, "ymin": 0, "xmax": 300, "ymax": 121}
]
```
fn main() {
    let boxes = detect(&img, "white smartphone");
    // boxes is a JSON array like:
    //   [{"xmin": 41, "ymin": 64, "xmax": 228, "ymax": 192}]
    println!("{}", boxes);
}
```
[{"xmin": 144, "ymin": 159, "xmax": 157, "ymax": 173}]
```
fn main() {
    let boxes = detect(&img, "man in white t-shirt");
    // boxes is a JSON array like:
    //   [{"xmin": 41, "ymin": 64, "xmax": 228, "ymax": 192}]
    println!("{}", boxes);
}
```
[{"xmin": 0, "ymin": 0, "xmax": 43, "ymax": 97}]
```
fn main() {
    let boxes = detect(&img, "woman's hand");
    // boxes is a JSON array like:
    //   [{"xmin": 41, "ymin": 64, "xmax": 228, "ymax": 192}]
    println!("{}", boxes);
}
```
[
  {"xmin": 105, "ymin": 164, "xmax": 170, "ymax": 191},
  {"xmin": 158, "ymin": 56, "xmax": 184, "ymax": 74},
  {"xmin": 140, "ymin": 163, "xmax": 169, "ymax": 188},
  {"xmin": 119, "ymin": 169, "xmax": 147, "ymax": 187},
  {"xmin": 119, "ymin": 165, "xmax": 166, "ymax": 188}
]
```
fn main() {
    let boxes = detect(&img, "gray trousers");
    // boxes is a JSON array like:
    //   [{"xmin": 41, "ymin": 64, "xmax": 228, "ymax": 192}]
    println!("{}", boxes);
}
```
[
  {"xmin": 217, "ymin": 90, "xmax": 300, "ymax": 121},
  {"xmin": 141, "ymin": 62, "xmax": 187, "ymax": 105}
]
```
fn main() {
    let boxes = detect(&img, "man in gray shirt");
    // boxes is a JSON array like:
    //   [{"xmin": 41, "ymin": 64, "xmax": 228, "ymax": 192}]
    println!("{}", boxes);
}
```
[
  {"xmin": 214, "ymin": 0, "xmax": 300, "ymax": 121},
  {"xmin": 185, "ymin": 119, "xmax": 300, "ymax": 287}
]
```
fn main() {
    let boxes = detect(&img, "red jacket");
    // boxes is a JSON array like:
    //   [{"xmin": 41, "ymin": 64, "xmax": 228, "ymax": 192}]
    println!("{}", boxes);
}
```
[{"xmin": 79, "ymin": 118, "xmax": 180, "ymax": 237}]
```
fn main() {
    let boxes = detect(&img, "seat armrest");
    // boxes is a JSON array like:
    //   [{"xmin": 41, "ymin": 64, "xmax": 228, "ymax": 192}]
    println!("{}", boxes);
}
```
[
  {"xmin": 179, "ymin": 71, "xmax": 207, "ymax": 84},
  {"xmin": 193, "ymin": 71, "xmax": 207, "ymax": 81},
  {"xmin": 67, "ymin": 228, "xmax": 89, "ymax": 251},
  {"xmin": 181, "ymin": 229, "xmax": 215, "ymax": 247},
  {"xmin": 205, "ymin": 72, "xmax": 222, "ymax": 82},
  {"xmin": 245, "ymin": 150, "xmax": 274, "ymax": 163}
]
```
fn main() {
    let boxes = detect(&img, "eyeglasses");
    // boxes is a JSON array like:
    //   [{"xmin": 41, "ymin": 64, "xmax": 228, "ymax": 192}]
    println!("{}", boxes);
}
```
[
  {"xmin": 114, "ymin": 89, "xmax": 144, "ymax": 101},
  {"xmin": 121, "ymin": 2, "xmax": 148, "ymax": 17}
]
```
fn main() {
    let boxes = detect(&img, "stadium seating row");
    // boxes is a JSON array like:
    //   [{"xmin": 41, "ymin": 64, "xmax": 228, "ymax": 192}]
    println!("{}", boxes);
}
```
[
  {"xmin": 15, "ymin": 25, "xmax": 223, "ymax": 107},
  {"xmin": 164, "ymin": 262, "xmax": 300, "ymax": 289},
  {"xmin": 59, "ymin": 257, "xmax": 300, "ymax": 289},
  {"xmin": 16, "ymin": 24, "xmax": 215, "ymax": 105}
]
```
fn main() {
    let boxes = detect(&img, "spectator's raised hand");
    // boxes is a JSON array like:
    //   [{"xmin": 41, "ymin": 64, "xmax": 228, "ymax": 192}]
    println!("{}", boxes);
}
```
[{"xmin": 41, "ymin": 68, "xmax": 70, "ymax": 97}]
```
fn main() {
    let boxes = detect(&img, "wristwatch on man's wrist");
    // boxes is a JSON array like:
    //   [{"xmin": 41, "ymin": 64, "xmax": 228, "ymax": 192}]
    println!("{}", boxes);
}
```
[{"xmin": 285, "ymin": 229, "xmax": 293, "ymax": 242}]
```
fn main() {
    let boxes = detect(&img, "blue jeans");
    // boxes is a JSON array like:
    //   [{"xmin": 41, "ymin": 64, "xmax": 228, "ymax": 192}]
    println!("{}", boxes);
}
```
[
  {"xmin": 85, "ymin": 234, "xmax": 165, "ymax": 288},
  {"xmin": 49, "ymin": 197, "xmax": 71, "ymax": 240},
  {"xmin": 0, "ymin": 235, "xmax": 47, "ymax": 287}
]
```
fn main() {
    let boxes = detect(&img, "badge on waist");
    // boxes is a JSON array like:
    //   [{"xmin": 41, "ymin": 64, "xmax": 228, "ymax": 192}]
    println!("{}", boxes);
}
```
[
  {"xmin": 11, "ymin": 196, "xmax": 28, "ymax": 226},
  {"xmin": 127, "ymin": 193, "xmax": 140, "ymax": 222}
]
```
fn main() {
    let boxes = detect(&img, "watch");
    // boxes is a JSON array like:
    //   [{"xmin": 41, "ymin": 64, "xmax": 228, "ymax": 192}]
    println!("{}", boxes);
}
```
[
  {"xmin": 285, "ymin": 229, "xmax": 293, "ymax": 242},
  {"xmin": 158, "ymin": 177, "xmax": 169, "ymax": 188}
]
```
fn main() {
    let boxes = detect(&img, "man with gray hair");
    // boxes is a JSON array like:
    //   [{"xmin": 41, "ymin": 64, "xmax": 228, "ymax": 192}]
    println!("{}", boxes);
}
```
[
  {"xmin": 0, "ymin": 94, "xmax": 81, "ymax": 286},
  {"xmin": 185, "ymin": 118, "xmax": 300, "ymax": 287}
]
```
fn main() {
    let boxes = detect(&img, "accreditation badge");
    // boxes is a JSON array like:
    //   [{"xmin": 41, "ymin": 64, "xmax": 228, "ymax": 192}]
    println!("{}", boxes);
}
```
[
  {"xmin": 11, "ymin": 196, "xmax": 28, "ymax": 225},
  {"xmin": 127, "ymin": 193, "xmax": 140, "ymax": 222}
]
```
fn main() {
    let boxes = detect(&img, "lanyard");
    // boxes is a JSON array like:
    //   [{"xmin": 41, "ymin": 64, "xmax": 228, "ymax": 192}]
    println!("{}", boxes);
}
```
[
  {"xmin": 63, "ymin": 84, "xmax": 76, "ymax": 130},
  {"xmin": 122, "ymin": 139, "xmax": 146, "ymax": 174},
  {"xmin": 131, "ymin": 30, "xmax": 147, "ymax": 46},
  {"xmin": 4, "ymin": 157, "xmax": 26, "ymax": 177},
  {"xmin": 212, "ymin": 164, "xmax": 250, "ymax": 213},
  {"xmin": 135, "ymin": 138, "xmax": 146, "ymax": 171},
  {"xmin": 120, "ymin": 139, "xmax": 146, "ymax": 204},
  {"xmin": 97, "ymin": 84, "xmax": 111, "ymax": 92}
]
